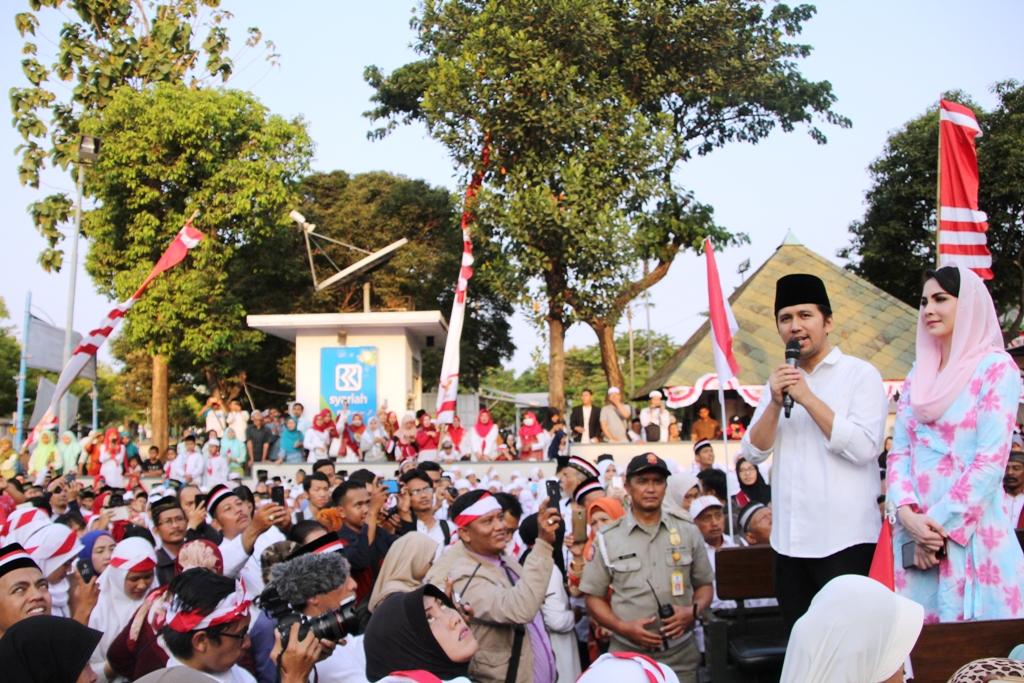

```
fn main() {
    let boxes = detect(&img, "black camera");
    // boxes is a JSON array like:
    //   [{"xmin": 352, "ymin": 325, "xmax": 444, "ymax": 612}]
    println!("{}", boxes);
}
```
[{"xmin": 257, "ymin": 584, "xmax": 362, "ymax": 647}]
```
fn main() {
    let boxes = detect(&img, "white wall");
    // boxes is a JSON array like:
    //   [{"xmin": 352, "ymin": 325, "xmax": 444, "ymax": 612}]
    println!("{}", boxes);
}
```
[{"xmin": 294, "ymin": 328, "xmax": 419, "ymax": 416}]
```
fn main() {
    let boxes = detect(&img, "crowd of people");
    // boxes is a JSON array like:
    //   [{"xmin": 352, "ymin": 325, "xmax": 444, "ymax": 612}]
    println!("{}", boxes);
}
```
[{"xmin": 1, "ymin": 263, "xmax": 1024, "ymax": 683}]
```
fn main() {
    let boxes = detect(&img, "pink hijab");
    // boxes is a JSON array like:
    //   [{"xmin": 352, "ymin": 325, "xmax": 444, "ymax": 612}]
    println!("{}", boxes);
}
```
[{"xmin": 911, "ymin": 265, "xmax": 1007, "ymax": 423}]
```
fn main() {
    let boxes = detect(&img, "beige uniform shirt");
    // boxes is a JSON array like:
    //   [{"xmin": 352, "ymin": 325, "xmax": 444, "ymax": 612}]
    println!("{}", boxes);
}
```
[{"xmin": 579, "ymin": 508, "xmax": 713, "ymax": 648}]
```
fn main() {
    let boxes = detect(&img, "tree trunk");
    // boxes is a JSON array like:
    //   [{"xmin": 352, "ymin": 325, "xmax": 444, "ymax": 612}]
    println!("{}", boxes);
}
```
[
  {"xmin": 590, "ymin": 318, "xmax": 626, "ymax": 395},
  {"xmin": 152, "ymin": 354, "xmax": 169, "ymax": 452},
  {"xmin": 547, "ymin": 314, "xmax": 567, "ymax": 412}
]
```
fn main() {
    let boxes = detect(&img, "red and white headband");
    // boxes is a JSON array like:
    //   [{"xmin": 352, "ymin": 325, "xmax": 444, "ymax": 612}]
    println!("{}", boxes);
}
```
[
  {"xmin": 453, "ymin": 493, "xmax": 502, "ymax": 529},
  {"xmin": 165, "ymin": 579, "xmax": 250, "ymax": 633},
  {"xmin": 108, "ymin": 537, "xmax": 158, "ymax": 573}
]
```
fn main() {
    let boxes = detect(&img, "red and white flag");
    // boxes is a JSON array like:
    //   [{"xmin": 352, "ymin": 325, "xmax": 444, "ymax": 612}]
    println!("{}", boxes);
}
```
[
  {"xmin": 24, "ymin": 221, "xmax": 204, "ymax": 447},
  {"xmin": 436, "ymin": 145, "xmax": 489, "ymax": 424},
  {"xmin": 704, "ymin": 239, "xmax": 740, "ymax": 383},
  {"xmin": 938, "ymin": 99, "xmax": 992, "ymax": 280}
]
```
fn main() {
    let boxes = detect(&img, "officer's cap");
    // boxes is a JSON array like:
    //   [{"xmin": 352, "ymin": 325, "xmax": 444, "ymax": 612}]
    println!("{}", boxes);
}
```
[{"xmin": 625, "ymin": 452, "xmax": 671, "ymax": 479}]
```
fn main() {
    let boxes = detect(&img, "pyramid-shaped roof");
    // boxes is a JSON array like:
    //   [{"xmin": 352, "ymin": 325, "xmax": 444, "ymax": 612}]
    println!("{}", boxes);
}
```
[{"xmin": 637, "ymin": 236, "xmax": 918, "ymax": 396}]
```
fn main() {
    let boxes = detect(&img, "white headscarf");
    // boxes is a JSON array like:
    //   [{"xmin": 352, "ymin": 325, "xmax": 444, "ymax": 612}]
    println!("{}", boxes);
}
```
[
  {"xmin": 665, "ymin": 472, "xmax": 700, "ymax": 516},
  {"xmin": 89, "ymin": 536, "xmax": 157, "ymax": 659},
  {"xmin": 24, "ymin": 522, "xmax": 82, "ymax": 617},
  {"xmin": 780, "ymin": 575, "xmax": 924, "ymax": 683}
]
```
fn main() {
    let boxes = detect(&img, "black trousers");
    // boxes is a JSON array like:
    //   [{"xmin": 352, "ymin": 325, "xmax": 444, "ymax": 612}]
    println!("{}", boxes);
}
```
[{"xmin": 773, "ymin": 542, "xmax": 876, "ymax": 632}]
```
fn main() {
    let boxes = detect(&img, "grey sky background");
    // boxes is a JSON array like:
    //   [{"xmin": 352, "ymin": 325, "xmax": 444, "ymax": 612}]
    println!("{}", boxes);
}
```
[{"xmin": 2, "ymin": 1, "xmax": 1021, "ymax": 386}]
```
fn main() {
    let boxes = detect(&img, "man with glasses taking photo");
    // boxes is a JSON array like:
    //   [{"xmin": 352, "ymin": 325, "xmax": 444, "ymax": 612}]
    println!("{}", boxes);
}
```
[{"xmin": 396, "ymin": 468, "xmax": 452, "ymax": 547}]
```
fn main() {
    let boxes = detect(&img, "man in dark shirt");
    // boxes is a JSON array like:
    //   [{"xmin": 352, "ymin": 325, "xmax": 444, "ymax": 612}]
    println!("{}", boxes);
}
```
[
  {"xmin": 151, "ymin": 496, "xmax": 187, "ymax": 585},
  {"xmin": 246, "ymin": 410, "xmax": 278, "ymax": 465},
  {"xmin": 141, "ymin": 445, "xmax": 164, "ymax": 476},
  {"xmin": 333, "ymin": 479, "xmax": 395, "ymax": 604}
]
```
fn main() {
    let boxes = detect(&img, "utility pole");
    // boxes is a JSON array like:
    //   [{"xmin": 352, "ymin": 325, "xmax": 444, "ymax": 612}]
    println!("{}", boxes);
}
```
[{"xmin": 627, "ymin": 305, "xmax": 635, "ymax": 397}]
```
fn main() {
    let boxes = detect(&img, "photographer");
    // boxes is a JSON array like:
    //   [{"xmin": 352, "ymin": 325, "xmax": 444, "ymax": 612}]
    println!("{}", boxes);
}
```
[{"xmin": 266, "ymin": 551, "xmax": 366, "ymax": 682}]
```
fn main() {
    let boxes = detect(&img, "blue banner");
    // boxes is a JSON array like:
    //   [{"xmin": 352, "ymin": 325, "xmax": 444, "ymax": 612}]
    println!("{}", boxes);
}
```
[{"xmin": 319, "ymin": 347, "xmax": 378, "ymax": 421}]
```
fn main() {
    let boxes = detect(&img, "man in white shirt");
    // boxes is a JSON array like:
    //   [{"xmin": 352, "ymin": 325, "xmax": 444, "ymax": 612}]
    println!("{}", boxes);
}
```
[
  {"xmin": 639, "ymin": 390, "xmax": 673, "ymax": 443},
  {"xmin": 741, "ymin": 273, "xmax": 886, "ymax": 631},
  {"xmin": 207, "ymin": 484, "xmax": 287, "ymax": 597}
]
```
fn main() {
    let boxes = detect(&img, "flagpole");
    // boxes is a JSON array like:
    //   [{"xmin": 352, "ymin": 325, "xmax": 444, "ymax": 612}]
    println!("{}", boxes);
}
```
[
  {"xmin": 936, "ymin": 97, "xmax": 943, "ymax": 269},
  {"xmin": 717, "ymin": 385, "xmax": 734, "ymax": 539}
]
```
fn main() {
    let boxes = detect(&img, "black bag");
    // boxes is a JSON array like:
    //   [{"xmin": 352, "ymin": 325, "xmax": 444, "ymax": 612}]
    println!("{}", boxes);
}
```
[{"xmin": 644, "ymin": 423, "xmax": 661, "ymax": 442}]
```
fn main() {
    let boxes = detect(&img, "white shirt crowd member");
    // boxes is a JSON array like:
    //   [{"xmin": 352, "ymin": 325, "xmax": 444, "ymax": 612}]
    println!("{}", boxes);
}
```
[{"xmin": 742, "ymin": 346, "xmax": 887, "ymax": 558}]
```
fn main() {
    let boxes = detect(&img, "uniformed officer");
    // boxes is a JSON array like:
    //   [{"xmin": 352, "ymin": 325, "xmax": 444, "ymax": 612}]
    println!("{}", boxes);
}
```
[{"xmin": 580, "ymin": 452, "xmax": 714, "ymax": 683}]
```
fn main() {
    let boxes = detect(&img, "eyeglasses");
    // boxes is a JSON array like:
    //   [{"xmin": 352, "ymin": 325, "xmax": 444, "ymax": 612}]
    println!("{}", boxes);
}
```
[
  {"xmin": 407, "ymin": 487, "xmax": 433, "ymax": 497},
  {"xmin": 158, "ymin": 515, "xmax": 186, "ymax": 526},
  {"xmin": 214, "ymin": 628, "xmax": 248, "ymax": 641}
]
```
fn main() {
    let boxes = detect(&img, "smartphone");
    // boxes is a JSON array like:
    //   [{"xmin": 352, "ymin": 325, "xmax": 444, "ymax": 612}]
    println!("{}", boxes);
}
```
[
  {"xmin": 64, "ymin": 473, "xmax": 75, "ymax": 484},
  {"xmin": 109, "ymin": 506, "xmax": 130, "ymax": 522},
  {"xmin": 447, "ymin": 486, "xmax": 459, "ymax": 500},
  {"xmin": 545, "ymin": 480, "xmax": 562, "ymax": 509},
  {"xmin": 572, "ymin": 506, "xmax": 588, "ymax": 544},
  {"xmin": 612, "ymin": 475, "xmax": 623, "ymax": 490},
  {"xmin": 194, "ymin": 493, "xmax": 207, "ymax": 507},
  {"xmin": 271, "ymin": 486, "xmax": 286, "ymax": 507},
  {"xmin": 75, "ymin": 557, "xmax": 96, "ymax": 584},
  {"xmin": 901, "ymin": 540, "xmax": 946, "ymax": 569},
  {"xmin": 382, "ymin": 479, "xmax": 400, "ymax": 495}
]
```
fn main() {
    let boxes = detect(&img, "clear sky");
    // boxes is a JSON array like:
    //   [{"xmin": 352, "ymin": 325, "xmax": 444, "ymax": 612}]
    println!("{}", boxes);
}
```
[{"xmin": 2, "ymin": 1, "xmax": 1022, "ymax": 387}]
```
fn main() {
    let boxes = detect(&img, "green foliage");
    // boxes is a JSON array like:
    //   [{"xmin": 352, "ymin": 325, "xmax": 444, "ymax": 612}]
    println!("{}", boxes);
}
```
[
  {"xmin": 293, "ymin": 170, "xmax": 515, "ymax": 388},
  {"xmin": 80, "ymin": 83, "xmax": 313, "ymax": 392},
  {"xmin": 365, "ymin": 0, "xmax": 848, "ymax": 395},
  {"xmin": 839, "ymin": 81, "xmax": 1024, "ymax": 329},
  {"xmin": 10, "ymin": 0, "xmax": 278, "ymax": 270},
  {"xmin": 480, "ymin": 330, "xmax": 679, "ymax": 403}
]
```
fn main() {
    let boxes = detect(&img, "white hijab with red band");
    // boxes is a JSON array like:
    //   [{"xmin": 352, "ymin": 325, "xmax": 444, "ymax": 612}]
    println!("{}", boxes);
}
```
[
  {"xmin": 1, "ymin": 507, "xmax": 51, "ymax": 546},
  {"xmin": 165, "ymin": 578, "xmax": 251, "ymax": 633},
  {"xmin": 24, "ymin": 522, "xmax": 81, "ymax": 577},
  {"xmin": 89, "ymin": 537, "xmax": 158, "ymax": 659},
  {"xmin": 578, "ymin": 652, "xmax": 679, "ymax": 683},
  {"xmin": 452, "ymin": 493, "xmax": 502, "ymax": 529}
]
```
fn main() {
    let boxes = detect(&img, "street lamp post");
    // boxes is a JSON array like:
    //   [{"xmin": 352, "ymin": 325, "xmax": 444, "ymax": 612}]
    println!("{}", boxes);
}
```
[{"xmin": 59, "ymin": 135, "xmax": 99, "ymax": 432}]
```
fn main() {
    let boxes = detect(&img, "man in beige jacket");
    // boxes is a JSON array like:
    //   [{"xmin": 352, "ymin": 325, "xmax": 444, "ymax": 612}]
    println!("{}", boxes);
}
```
[{"xmin": 426, "ymin": 490, "xmax": 562, "ymax": 683}]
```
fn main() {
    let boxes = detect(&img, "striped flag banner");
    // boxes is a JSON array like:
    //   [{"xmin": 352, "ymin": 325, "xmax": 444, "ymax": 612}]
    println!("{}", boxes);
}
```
[
  {"xmin": 436, "ymin": 144, "xmax": 489, "ymax": 424},
  {"xmin": 704, "ymin": 238, "xmax": 740, "ymax": 383},
  {"xmin": 24, "ymin": 221, "xmax": 205, "ymax": 448},
  {"xmin": 938, "ymin": 99, "xmax": 992, "ymax": 280}
]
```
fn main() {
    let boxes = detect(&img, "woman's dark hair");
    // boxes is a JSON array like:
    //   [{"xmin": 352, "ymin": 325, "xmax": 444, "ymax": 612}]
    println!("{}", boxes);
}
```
[
  {"xmin": 925, "ymin": 266, "xmax": 961, "ymax": 297},
  {"xmin": 121, "ymin": 524, "xmax": 156, "ymax": 546},
  {"xmin": 232, "ymin": 485, "xmax": 255, "ymax": 504},
  {"xmin": 162, "ymin": 568, "xmax": 239, "ymax": 659},
  {"xmin": 697, "ymin": 468, "xmax": 728, "ymax": 502},
  {"xmin": 288, "ymin": 519, "xmax": 326, "ymax": 544}
]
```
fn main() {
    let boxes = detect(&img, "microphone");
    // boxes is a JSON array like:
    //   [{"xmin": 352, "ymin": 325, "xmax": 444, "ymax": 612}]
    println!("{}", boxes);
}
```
[{"xmin": 783, "ymin": 338, "xmax": 801, "ymax": 418}]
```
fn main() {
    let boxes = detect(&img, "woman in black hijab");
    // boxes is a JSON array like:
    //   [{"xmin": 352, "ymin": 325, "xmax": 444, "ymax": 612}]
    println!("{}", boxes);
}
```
[
  {"xmin": 734, "ymin": 456, "xmax": 772, "ymax": 506},
  {"xmin": 0, "ymin": 614, "xmax": 102, "ymax": 683},
  {"xmin": 363, "ymin": 584, "xmax": 478, "ymax": 681}
]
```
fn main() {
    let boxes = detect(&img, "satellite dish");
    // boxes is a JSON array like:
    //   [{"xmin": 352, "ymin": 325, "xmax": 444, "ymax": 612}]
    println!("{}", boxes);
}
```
[{"xmin": 289, "ymin": 210, "xmax": 408, "ymax": 292}]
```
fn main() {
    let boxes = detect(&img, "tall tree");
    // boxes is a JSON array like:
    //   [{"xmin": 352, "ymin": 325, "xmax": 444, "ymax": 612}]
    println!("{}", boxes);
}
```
[
  {"xmin": 839, "ymin": 81, "xmax": 1024, "ymax": 334},
  {"xmin": 81, "ymin": 84, "xmax": 312, "ymax": 449},
  {"xmin": 293, "ymin": 170, "xmax": 515, "ymax": 389},
  {"xmin": 11, "ymin": 0, "xmax": 277, "ymax": 270},
  {"xmin": 366, "ymin": 0, "xmax": 849, "ymax": 407}
]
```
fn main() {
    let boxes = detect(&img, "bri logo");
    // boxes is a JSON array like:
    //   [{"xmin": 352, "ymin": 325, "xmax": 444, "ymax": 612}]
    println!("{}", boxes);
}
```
[{"xmin": 334, "ymin": 365, "xmax": 363, "ymax": 392}]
